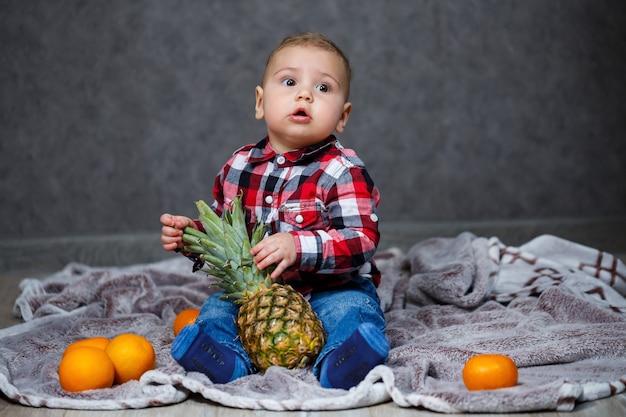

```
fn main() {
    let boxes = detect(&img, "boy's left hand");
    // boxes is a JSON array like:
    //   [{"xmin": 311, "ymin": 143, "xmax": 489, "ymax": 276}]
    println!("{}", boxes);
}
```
[{"xmin": 250, "ymin": 232, "xmax": 296, "ymax": 280}]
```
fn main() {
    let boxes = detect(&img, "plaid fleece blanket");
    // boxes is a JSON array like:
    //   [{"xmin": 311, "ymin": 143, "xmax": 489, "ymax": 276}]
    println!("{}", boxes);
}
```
[{"xmin": 1, "ymin": 233, "xmax": 625, "ymax": 413}]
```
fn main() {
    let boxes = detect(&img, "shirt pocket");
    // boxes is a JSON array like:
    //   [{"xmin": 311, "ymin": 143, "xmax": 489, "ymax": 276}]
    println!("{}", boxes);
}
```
[{"xmin": 278, "ymin": 200, "xmax": 328, "ymax": 231}]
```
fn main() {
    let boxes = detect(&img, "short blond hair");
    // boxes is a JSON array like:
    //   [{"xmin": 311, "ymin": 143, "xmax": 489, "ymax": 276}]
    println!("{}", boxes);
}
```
[{"xmin": 262, "ymin": 32, "xmax": 352, "ymax": 98}]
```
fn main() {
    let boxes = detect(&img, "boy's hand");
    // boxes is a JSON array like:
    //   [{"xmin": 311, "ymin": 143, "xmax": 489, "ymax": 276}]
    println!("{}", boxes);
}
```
[
  {"xmin": 250, "ymin": 232, "xmax": 296, "ymax": 280},
  {"xmin": 159, "ymin": 213, "xmax": 195, "ymax": 251}
]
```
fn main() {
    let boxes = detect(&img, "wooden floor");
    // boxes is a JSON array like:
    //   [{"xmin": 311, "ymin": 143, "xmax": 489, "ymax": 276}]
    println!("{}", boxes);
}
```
[
  {"xmin": 1, "ymin": 394, "xmax": 626, "ymax": 417},
  {"xmin": 2, "ymin": 221, "xmax": 626, "ymax": 416}
]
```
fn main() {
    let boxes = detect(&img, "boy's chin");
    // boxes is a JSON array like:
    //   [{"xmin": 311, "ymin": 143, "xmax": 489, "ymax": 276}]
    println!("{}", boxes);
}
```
[{"xmin": 269, "ymin": 134, "xmax": 333, "ymax": 151}]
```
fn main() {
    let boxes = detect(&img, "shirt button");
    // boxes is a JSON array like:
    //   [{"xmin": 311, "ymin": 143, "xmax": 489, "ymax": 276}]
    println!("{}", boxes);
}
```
[
  {"xmin": 295, "ymin": 214, "xmax": 304, "ymax": 224},
  {"xmin": 265, "ymin": 195, "xmax": 273, "ymax": 204},
  {"xmin": 370, "ymin": 213, "xmax": 379, "ymax": 222},
  {"xmin": 276, "ymin": 155, "xmax": 286, "ymax": 164}
]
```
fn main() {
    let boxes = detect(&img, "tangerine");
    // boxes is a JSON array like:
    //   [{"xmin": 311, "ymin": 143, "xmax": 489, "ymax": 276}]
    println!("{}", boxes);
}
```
[
  {"xmin": 63, "ymin": 336, "xmax": 110, "ymax": 356},
  {"xmin": 173, "ymin": 308, "xmax": 200, "ymax": 336},
  {"xmin": 462, "ymin": 354, "xmax": 518, "ymax": 391},
  {"xmin": 58, "ymin": 346, "xmax": 115, "ymax": 392},
  {"xmin": 105, "ymin": 333, "xmax": 156, "ymax": 384}
]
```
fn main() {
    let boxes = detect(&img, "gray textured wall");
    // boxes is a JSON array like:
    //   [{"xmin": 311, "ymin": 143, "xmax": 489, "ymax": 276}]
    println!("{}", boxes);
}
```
[{"xmin": 2, "ymin": 0, "xmax": 625, "ymax": 240}]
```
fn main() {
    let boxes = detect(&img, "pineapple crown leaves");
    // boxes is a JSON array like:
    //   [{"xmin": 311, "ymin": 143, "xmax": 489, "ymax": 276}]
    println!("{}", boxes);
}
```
[{"xmin": 181, "ymin": 194, "xmax": 276, "ymax": 303}]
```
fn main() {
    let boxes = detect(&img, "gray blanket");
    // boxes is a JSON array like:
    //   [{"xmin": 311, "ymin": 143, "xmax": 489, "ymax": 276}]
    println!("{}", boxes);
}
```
[{"xmin": 1, "ymin": 233, "xmax": 626, "ymax": 413}]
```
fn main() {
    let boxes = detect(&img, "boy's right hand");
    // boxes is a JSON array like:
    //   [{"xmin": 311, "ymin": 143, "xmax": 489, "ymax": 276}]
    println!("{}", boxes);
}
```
[{"xmin": 160, "ymin": 213, "xmax": 195, "ymax": 251}]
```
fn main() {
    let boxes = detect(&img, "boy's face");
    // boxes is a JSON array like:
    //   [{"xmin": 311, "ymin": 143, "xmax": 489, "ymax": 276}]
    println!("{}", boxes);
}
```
[{"xmin": 255, "ymin": 46, "xmax": 352, "ymax": 153}]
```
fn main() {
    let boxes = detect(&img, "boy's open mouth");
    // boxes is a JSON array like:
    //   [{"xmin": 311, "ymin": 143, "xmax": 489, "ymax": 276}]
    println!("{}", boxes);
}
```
[{"xmin": 292, "ymin": 108, "xmax": 310, "ymax": 117}]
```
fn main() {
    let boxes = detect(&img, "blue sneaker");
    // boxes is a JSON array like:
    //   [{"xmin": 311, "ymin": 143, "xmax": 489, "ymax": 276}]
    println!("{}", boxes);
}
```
[
  {"xmin": 171, "ymin": 323, "xmax": 248, "ymax": 384},
  {"xmin": 319, "ymin": 322, "xmax": 389, "ymax": 389}
]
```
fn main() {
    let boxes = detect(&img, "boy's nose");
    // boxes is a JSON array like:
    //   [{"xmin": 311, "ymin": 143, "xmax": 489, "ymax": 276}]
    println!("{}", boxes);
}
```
[{"xmin": 296, "ymin": 88, "xmax": 313, "ymax": 102}]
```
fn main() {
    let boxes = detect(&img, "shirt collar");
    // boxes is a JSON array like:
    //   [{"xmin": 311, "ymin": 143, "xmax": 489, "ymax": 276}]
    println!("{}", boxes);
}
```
[{"xmin": 246, "ymin": 135, "xmax": 337, "ymax": 165}]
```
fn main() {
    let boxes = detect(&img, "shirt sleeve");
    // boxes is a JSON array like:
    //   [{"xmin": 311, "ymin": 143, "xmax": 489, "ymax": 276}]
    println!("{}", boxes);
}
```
[{"xmin": 290, "ymin": 165, "xmax": 380, "ymax": 275}]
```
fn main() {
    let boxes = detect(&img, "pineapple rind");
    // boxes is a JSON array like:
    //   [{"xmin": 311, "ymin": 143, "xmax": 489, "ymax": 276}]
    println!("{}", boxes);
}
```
[{"xmin": 237, "ymin": 283, "xmax": 325, "ymax": 370}]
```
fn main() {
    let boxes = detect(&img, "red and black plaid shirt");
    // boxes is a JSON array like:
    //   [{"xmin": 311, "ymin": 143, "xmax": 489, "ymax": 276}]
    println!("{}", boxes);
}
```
[{"xmin": 201, "ymin": 135, "xmax": 381, "ymax": 294}]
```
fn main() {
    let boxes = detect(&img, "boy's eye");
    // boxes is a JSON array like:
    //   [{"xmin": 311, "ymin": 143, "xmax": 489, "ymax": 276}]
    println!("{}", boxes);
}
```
[
  {"xmin": 282, "ymin": 78, "xmax": 296, "ymax": 86},
  {"xmin": 316, "ymin": 84, "xmax": 330, "ymax": 93}
]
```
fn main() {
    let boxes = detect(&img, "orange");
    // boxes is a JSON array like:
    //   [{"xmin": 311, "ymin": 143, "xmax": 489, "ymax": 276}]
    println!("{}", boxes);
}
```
[
  {"xmin": 173, "ymin": 308, "xmax": 200, "ymax": 336},
  {"xmin": 105, "ymin": 333, "xmax": 156, "ymax": 384},
  {"xmin": 463, "ymin": 354, "xmax": 518, "ymax": 391},
  {"xmin": 63, "ymin": 336, "xmax": 110, "ymax": 357},
  {"xmin": 58, "ymin": 346, "xmax": 115, "ymax": 392}
]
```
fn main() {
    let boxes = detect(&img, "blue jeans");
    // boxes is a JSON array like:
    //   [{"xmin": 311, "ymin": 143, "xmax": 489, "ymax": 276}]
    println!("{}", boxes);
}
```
[{"xmin": 195, "ymin": 275, "xmax": 387, "ymax": 377}]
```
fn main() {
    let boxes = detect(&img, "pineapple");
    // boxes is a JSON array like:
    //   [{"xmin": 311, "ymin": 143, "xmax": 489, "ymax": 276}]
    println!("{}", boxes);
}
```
[{"xmin": 181, "ymin": 195, "xmax": 326, "ymax": 371}]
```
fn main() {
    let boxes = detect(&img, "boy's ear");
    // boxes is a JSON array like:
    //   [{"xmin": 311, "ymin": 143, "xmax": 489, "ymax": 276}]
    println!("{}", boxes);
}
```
[
  {"xmin": 335, "ymin": 101, "xmax": 352, "ymax": 133},
  {"xmin": 255, "ymin": 86, "xmax": 264, "ymax": 120}
]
